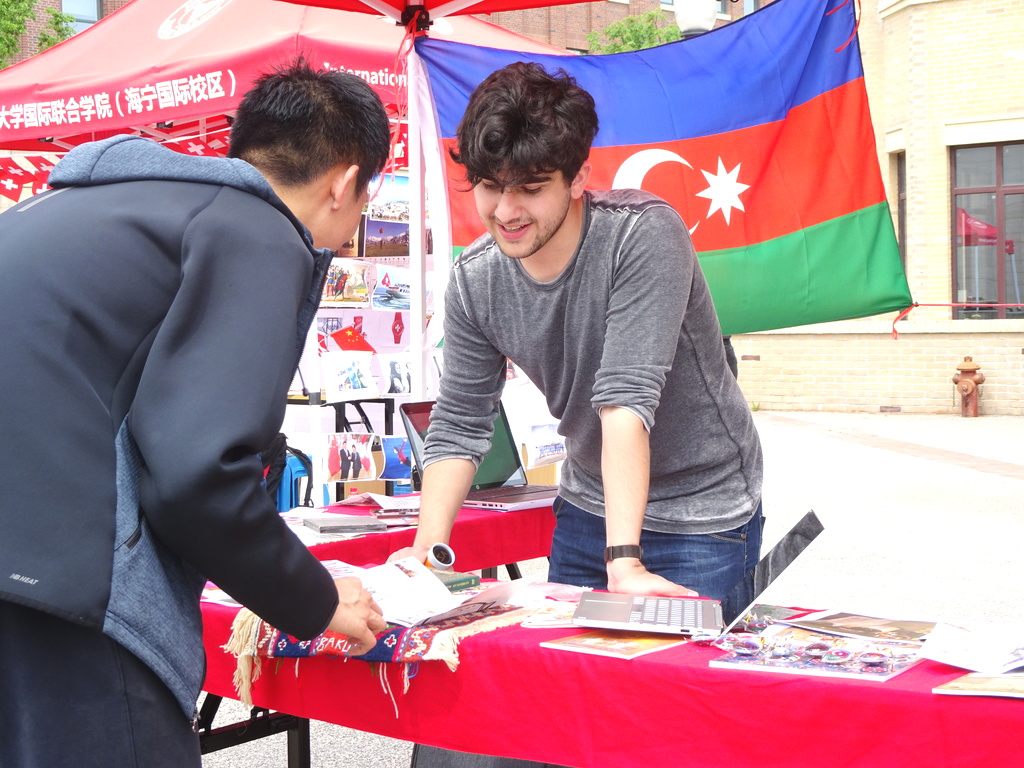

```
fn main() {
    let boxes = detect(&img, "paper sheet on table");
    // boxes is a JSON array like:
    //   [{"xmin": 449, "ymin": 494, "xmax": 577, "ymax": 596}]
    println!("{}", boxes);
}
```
[
  {"xmin": 921, "ymin": 622, "xmax": 1024, "ymax": 674},
  {"xmin": 336, "ymin": 492, "xmax": 420, "ymax": 511}
]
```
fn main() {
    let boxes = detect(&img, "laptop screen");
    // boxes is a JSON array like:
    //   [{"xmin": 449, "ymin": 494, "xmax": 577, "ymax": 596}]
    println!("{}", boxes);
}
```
[{"xmin": 399, "ymin": 401, "xmax": 528, "ymax": 491}]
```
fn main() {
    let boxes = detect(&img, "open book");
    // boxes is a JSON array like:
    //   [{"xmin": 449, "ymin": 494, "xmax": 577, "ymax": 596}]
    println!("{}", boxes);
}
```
[
  {"xmin": 320, "ymin": 559, "xmax": 593, "ymax": 628},
  {"xmin": 322, "ymin": 557, "xmax": 508, "ymax": 627}
]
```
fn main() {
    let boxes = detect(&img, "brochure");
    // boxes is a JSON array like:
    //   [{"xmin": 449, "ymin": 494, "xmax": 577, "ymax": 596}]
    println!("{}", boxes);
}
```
[{"xmin": 709, "ymin": 625, "xmax": 923, "ymax": 682}]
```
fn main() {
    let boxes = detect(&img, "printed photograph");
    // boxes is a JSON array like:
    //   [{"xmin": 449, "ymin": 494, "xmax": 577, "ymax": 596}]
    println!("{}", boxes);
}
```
[
  {"xmin": 320, "ymin": 350, "xmax": 379, "ymax": 403},
  {"xmin": 321, "ymin": 259, "xmax": 372, "ymax": 307},
  {"xmin": 364, "ymin": 219, "xmax": 410, "ymax": 262},
  {"xmin": 379, "ymin": 436, "xmax": 413, "ymax": 481},
  {"xmin": 325, "ymin": 432, "xmax": 379, "ymax": 483}
]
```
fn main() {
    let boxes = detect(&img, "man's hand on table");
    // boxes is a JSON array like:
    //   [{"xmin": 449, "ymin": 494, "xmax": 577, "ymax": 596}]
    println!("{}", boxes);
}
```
[
  {"xmin": 606, "ymin": 558, "xmax": 698, "ymax": 597},
  {"xmin": 328, "ymin": 577, "xmax": 386, "ymax": 656}
]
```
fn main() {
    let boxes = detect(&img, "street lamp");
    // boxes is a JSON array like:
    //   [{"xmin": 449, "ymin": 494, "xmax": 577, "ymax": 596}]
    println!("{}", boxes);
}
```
[{"xmin": 674, "ymin": 0, "xmax": 718, "ymax": 37}]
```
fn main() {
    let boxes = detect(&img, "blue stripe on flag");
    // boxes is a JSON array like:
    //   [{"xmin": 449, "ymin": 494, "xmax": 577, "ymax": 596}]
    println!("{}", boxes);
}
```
[{"xmin": 416, "ymin": 0, "xmax": 862, "ymax": 147}]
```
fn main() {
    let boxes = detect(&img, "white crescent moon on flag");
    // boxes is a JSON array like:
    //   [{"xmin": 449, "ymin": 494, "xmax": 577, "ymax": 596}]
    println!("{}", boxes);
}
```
[{"xmin": 611, "ymin": 149, "xmax": 699, "ymax": 235}]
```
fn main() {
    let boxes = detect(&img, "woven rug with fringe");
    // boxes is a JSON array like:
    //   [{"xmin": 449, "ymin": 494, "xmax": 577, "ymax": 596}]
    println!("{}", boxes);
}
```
[{"xmin": 224, "ymin": 603, "xmax": 531, "ymax": 707}]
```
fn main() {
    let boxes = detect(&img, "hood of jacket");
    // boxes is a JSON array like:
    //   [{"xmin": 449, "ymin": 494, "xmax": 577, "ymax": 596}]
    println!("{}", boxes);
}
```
[
  {"xmin": 49, "ymin": 135, "xmax": 333, "ymax": 361},
  {"xmin": 49, "ymin": 134, "xmax": 318, "ymax": 251}
]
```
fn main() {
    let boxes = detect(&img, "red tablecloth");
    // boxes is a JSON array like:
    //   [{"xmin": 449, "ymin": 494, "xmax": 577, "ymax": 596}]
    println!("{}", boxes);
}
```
[
  {"xmin": 306, "ymin": 503, "xmax": 554, "ymax": 571},
  {"xmin": 203, "ymin": 505, "xmax": 1022, "ymax": 767},
  {"xmin": 203, "ymin": 602, "xmax": 1023, "ymax": 768}
]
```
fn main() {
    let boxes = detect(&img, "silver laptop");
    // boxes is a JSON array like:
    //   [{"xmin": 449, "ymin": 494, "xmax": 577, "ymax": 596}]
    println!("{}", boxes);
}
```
[
  {"xmin": 399, "ymin": 401, "xmax": 558, "ymax": 511},
  {"xmin": 572, "ymin": 509, "xmax": 825, "ymax": 637}
]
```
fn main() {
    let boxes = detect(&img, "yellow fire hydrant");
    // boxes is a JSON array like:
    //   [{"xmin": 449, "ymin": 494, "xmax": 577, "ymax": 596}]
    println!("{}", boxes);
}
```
[{"xmin": 952, "ymin": 356, "xmax": 985, "ymax": 418}]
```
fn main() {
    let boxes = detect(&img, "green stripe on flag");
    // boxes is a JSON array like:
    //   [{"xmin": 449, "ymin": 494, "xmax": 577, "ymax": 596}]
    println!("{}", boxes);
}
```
[{"xmin": 699, "ymin": 203, "xmax": 913, "ymax": 335}]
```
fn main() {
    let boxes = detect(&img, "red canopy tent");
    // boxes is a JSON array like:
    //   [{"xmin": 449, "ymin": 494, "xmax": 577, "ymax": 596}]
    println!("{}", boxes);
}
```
[
  {"xmin": 0, "ymin": 0, "xmax": 569, "ymax": 395},
  {"xmin": 0, "ymin": 0, "xmax": 561, "ymax": 156},
  {"xmin": 955, "ymin": 207, "xmax": 998, "ymax": 247},
  {"xmin": 274, "ymin": 0, "xmax": 590, "ymax": 25}
]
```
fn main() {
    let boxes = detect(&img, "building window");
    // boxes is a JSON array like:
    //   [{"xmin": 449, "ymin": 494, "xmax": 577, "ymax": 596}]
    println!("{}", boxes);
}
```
[
  {"xmin": 62, "ymin": 0, "xmax": 102, "ymax": 32},
  {"xmin": 743, "ymin": 0, "xmax": 760, "ymax": 13},
  {"xmin": 896, "ymin": 151, "xmax": 906, "ymax": 268},
  {"xmin": 950, "ymin": 141, "xmax": 1024, "ymax": 319}
]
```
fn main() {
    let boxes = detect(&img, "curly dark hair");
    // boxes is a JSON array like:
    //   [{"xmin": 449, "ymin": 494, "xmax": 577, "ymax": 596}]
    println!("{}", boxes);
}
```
[{"xmin": 450, "ymin": 62, "xmax": 599, "ymax": 188}]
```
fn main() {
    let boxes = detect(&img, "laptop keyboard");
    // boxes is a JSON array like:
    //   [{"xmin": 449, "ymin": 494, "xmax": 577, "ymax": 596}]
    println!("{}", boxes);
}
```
[
  {"xmin": 629, "ymin": 596, "xmax": 704, "ymax": 629},
  {"xmin": 468, "ymin": 484, "xmax": 553, "ymax": 500}
]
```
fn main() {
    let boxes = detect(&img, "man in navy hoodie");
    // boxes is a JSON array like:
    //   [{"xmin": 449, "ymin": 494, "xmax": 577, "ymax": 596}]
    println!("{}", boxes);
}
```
[{"xmin": 0, "ymin": 61, "xmax": 390, "ymax": 767}]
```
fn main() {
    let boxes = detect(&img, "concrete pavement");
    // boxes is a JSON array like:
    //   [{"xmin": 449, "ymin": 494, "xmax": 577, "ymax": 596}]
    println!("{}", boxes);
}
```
[{"xmin": 201, "ymin": 409, "xmax": 1024, "ymax": 767}]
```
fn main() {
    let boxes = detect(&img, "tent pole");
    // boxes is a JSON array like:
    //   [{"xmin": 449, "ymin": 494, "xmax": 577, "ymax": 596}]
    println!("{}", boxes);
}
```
[
  {"xmin": 429, "ymin": 0, "xmax": 489, "ymax": 18},
  {"xmin": 408, "ymin": 51, "xmax": 428, "ymax": 400},
  {"xmin": 356, "ymin": 0, "xmax": 403, "ymax": 21}
]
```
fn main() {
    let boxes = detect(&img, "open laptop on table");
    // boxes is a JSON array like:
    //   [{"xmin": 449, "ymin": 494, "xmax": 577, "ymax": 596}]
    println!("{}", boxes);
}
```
[
  {"xmin": 571, "ymin": 509, "xmax": 824, "ymax": 637},
  {"xmin": 399, "ymin": 400, "xmax": 558, "ymax": 512}
]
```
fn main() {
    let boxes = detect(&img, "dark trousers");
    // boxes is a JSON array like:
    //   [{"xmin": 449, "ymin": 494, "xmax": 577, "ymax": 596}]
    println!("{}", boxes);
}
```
[{"xmin": 0, "ymin": 600, "xmax": 202, "ymax": 768}]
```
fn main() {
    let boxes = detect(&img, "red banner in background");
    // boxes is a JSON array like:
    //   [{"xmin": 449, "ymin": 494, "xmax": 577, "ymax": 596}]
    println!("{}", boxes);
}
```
[{"xmin": 0, "ymin": 155, "xmax": 58, "ymax": 202}]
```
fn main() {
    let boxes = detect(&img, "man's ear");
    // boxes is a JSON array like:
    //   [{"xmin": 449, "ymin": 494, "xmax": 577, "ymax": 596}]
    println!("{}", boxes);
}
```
[
  {"xmin": 570, "ymin": 160, "xmax": 591, "ymax": 199},
  {"xmin": 330, "ymin": 164, "xmax": 362, "ymax": 210}
]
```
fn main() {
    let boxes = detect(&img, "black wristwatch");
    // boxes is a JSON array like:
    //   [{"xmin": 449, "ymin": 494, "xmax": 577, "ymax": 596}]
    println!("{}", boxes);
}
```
[{"xmin": 604, "ymin": 544, "xmax": 643, "ymax": 563}]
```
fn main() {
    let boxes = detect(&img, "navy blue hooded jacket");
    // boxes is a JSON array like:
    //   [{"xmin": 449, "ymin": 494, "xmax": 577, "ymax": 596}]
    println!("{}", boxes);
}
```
[{"xmin": 0, "ymin": 136, "xmax": 338, "ymax": 717}]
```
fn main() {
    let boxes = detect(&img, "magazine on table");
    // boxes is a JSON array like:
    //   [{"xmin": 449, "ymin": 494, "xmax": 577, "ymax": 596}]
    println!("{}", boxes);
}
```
[
  {"xmin": 779, "ymin": 610, "xmax": 935, "ymax": 645},
  {"xmin": 933, "ymin": 670, "xmax": 1024, "ymax": 699},
  {"xmin": 541, "ymin": 630, "xmax": 688, "ymax": 660},
  {"xmin": 709, "ymin": 624, "xmax": 923, "ymax": 682}
]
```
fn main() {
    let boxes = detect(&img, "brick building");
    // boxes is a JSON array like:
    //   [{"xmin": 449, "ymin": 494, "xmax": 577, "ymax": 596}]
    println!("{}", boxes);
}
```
[
  {"xmin": 485, "ymin": 0, "xmax": 740, "ymax": 50},
  {"xmin": 9, "ymin": 0, "xmax": 131, "ymax": 63},
  {"xmin": 728, "ymin": 0, "xmax": 1023, "ymax": 416}
]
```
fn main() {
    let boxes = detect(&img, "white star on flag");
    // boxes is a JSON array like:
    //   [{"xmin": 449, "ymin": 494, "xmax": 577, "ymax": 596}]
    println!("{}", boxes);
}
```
[{"xmin": 696, "ymin": 158, "xmax": 749, "ymax": 225}]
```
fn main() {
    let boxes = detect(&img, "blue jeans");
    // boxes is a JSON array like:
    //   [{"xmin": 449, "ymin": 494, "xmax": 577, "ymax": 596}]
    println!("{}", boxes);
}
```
[{"xmin": 548, "ymin": 496, "xmax": 764, "ymax": 623}]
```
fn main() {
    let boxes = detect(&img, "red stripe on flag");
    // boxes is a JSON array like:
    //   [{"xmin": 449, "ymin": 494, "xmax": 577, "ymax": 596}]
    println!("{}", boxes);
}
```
[{"xmin": 441, "ymin": 79, "xmax": 884, "ymax": 253}]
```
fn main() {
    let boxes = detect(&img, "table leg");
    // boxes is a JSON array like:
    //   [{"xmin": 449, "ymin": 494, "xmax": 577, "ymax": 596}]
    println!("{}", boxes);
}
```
[{"xmin": 198, "ymin": 694, "xmax": 311, "ymax": 768}]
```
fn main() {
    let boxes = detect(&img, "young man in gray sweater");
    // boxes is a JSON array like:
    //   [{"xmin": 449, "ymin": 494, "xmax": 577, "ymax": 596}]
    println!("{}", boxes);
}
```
[{"xmin": 400, "ymin": 61, "xmax": 763, "ymax": 611}]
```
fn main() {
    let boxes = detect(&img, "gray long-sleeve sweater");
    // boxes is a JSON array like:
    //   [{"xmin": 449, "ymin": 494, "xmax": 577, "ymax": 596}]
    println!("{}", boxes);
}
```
[{"xmin": 425, "ymin": 189, "xmax": 763, "ymax": 534}]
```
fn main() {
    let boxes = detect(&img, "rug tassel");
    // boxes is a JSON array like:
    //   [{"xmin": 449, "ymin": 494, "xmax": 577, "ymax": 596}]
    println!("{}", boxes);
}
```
[
  {"xmin": 222, "ymin": 608, "xmax": 263, "ymax": 707},
  {"xmin": 378, "ymin": 661, "xmax": 400, "ymax": 718},
  {"xmin": 424, "ymin": 607, "xmax": 532, "ymax": 671}
]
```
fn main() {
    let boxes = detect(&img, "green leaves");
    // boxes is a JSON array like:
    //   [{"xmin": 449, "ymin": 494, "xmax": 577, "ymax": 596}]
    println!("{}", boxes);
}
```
[{"xmin": 586, "ymin": 10, "xmax": 682, "ymax": 55}]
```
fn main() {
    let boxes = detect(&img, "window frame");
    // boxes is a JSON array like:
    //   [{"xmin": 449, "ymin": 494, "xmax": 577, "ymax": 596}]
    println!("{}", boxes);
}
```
[{"xmin": 949, "ymin": 140, "xmax": 1024, "ymax": 320}]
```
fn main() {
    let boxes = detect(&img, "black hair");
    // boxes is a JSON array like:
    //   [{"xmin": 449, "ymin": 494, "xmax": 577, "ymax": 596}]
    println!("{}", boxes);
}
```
[
  {"xmin": 450, "ymin": 61, "xmax": 599, "ymax": 188},
  {"xmin": 228, "ymin": 58, "xmax": 391, "ymax": 191}
]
